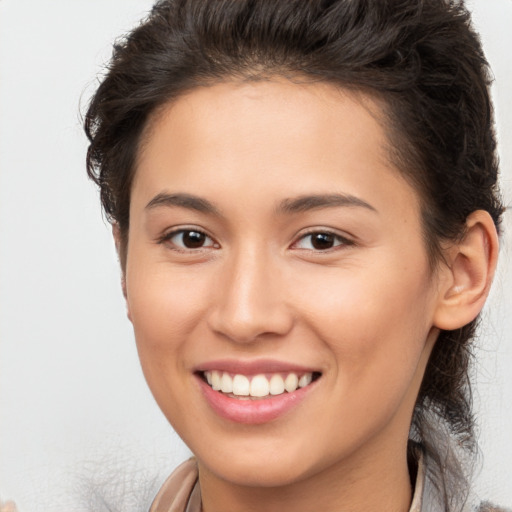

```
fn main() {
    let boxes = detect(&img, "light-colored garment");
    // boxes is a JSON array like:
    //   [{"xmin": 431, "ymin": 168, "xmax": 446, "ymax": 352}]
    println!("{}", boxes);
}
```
[
  {"xmin": 149, "ymin": 459, "xmax": 201, "ymax": 512},
  {"xmin": 149, "ymin": 455, "xmax": 427, "ymax": 512},
  {"xmin": 148, "ymin": 452, "xmax": 510, "ymax": 512}
]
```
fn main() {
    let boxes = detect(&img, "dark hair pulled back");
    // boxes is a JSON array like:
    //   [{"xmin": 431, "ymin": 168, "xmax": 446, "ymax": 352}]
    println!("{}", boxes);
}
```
[{"xmin": 85, "ymin": 0, "xmax": 504, "ymax": 507}]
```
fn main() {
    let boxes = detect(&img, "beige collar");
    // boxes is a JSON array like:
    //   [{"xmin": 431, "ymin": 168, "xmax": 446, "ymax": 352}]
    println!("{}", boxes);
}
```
[{"xmin": 150, "ymin": 455, "xmax": 427, "ymax": 512}]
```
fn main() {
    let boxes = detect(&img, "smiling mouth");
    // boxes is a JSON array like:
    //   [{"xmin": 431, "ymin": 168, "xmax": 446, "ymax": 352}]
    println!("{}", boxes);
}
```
[{"xmin": 200, "ymin": 371, "xmax": 322, "ymax": 400}]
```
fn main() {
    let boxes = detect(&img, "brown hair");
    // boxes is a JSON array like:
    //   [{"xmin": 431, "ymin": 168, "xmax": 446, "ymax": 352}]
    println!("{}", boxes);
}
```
[{"xmin": 85, "ymin": 0, "xmax": 504, "ymax": 506}]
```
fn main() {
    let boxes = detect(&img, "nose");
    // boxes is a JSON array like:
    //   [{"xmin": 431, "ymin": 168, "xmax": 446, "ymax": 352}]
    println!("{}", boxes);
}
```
[{"xmin": 207, "ymin": 248, "xmax": 294, "ymax": 344}]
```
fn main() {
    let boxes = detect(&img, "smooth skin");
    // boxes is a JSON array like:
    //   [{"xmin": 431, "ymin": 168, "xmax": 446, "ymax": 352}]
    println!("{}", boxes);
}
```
[{"xmin": 117, "ymin": 80, "xmax": 498, "ymax": 512}]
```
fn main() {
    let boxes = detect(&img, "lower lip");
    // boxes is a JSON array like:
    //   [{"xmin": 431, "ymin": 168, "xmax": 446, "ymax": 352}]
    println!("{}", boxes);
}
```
[{"xmin": 196, "ymin": 375, "xmax": 316, "ymax": 424}]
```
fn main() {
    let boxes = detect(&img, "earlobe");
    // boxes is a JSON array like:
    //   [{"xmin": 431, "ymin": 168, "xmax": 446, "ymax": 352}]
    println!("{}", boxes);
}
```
[{"xmin": 433, "ymin": 210, "xmax": 499, "ymax": 331}]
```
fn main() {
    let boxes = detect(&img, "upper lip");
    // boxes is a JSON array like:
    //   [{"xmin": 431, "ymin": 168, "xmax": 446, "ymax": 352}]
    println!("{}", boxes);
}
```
[{"xmin": 194, "ymin": 359, "xmax": 321, "ymax": 376}]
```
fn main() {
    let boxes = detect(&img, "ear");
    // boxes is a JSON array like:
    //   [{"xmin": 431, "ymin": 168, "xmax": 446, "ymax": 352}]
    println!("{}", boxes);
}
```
[
  {"xmin": 433, "ymin": 210, "xmax": 499, "ymax": 330},
  {"xmin": 112, "ymin": 223, "xmax": 131, "ymax": 321}
]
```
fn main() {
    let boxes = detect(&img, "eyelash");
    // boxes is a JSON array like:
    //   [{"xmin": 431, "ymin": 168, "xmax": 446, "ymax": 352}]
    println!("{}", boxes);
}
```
[
  {"xmin": 158, "ymin": 228, "xmax": 354, "ymax": 253},
  {"xmin": 292, "ymin": 230, "xmax": 355, "ymax": 252},
  {"xmin": 158, "ymin": 228, "xmax": 218, "ymax": 252}
]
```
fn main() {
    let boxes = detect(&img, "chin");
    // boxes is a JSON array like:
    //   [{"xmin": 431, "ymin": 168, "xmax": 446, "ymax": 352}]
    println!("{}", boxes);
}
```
[
  {"xmin": 194, "ymin": 435, "xmax": 340, "ymax": 489},
  {"xmin": 203, "ymin": 455, "xmax": 312, "ymax": 488}
]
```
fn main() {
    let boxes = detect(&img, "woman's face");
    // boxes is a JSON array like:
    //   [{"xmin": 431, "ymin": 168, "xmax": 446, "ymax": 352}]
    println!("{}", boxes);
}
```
[{"xmin": 125, "ymin": 80, "xmax": 443, "ymax": 487}]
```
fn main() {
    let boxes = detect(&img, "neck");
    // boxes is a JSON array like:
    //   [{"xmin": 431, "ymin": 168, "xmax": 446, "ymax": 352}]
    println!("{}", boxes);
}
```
[{"xmin": 198, "ymin": 436, "xmax": 414, "ymax": 512}]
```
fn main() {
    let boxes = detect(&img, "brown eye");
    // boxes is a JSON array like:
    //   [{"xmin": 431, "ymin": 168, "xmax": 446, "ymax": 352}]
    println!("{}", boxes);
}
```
[
  {"xmin": 310, "ymin": 233, "xmax": 335, "ymax": 250},
  {"xmin": 182, "ymin": 231, "xmax": 206, "ymax": 248},
  {"xmin": 294, "ymin": 231, "xmax": 351, "ymax": 251},
  {"xmin": 166, "ymin": 229, "xmax": 217, "ymax": 250}
]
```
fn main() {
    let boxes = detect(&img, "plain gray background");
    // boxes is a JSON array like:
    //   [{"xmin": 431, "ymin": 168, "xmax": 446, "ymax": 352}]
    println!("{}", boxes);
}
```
[{"xmin": 0, "ymin": 1, "xmax": 510, "ymax": 510}]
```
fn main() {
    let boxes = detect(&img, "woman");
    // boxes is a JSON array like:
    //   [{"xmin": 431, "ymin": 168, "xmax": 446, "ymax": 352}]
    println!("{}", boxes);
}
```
[{"xmin": 84, "ymin": 0, "xmax": 506, "ymax": 511}]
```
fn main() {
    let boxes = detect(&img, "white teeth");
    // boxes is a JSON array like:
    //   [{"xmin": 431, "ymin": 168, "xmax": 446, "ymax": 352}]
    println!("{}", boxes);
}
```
[
  {"xmin": 284, "ymin": 373, "xmax": 299, "ymax": 392},
  {"xmin": 204, "ymin": 371, "xmax": 316, "ymax": 397},
  {"xmin": 298, "ymin": 373, "xmax": 313, "ymax": 388},
  {"xmin": 269, "ymin": 374, "xmax": 285, "ymax": 395},
  {"xmin": 250, "ymin": 374, "xmax": 270, "ymax": 397},
  {"xmin": 211, "ymin": 370, "xmax": 221, "ymax": 391},
  {"xmin": 232, "ymin": 374, "xmax": 250, "ymax": 396},
  {"xmin": 220, "ymin": 373, "xmax": 233, "ymax": 393}
]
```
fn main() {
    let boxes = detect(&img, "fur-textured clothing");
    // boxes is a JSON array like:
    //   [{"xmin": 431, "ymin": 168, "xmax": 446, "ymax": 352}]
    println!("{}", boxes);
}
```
[{"xmin": 148, "ymin": 458, "xmax": 509, "ymax": 512}]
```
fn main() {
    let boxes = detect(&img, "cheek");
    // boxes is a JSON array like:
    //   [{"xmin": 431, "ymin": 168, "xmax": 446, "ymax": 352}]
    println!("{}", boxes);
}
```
[
  {"xmin": 293, "ymin": 258, "xmax": 435, "ymax": 388},
  {"xmin": 124, "ymin": 258, "xmax": 215, "ymax": 425},
  {"xmin": 296, "ymin": 272, "xmax": 435, "ymax": 456},
  {"xmin": 125, "ymin": 250, "xmax": 213, "ymax": 367}
]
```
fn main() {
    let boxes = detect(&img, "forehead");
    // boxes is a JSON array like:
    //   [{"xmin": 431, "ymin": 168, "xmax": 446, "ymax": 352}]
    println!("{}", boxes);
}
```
[
  {"xmin": 132, "ymin": 79, "xmax": 419, "ymax": 219},
  {"xmin": 140, "ymin": 79, "xmax": 388, "ymax": 154}
]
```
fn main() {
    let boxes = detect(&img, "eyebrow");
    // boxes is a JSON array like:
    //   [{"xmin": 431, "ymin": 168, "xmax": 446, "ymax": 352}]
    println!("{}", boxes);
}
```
[
  {"xmin": 145, "ymin": 192, "xmax": 221, "ymax": 216},
  {"xmin": 277, "ymin": 194, "xmax": 377, "ymax": 214},
  {"xmin": 145, "ymin": 192, "xmax": 377, "ymax": 217}
]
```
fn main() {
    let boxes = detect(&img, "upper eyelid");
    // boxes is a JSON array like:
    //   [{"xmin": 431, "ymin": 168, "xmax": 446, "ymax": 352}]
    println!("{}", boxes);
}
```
[
  {"xmin": 294, "ymin": 228, "xmax": 354, "ymax": 243},
  {"xmin": 159, "ymin": 226, "xmax": 212, "ymax": 239},
  {"xmin": 290, "ymin": 230, "xmax": 356, "ymax": 252},
  {"xmin": 158, "ymin": 227, "xmax": 218, "ymax": 247}
]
